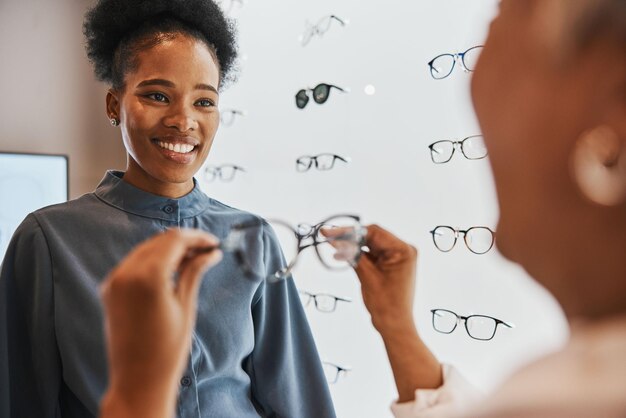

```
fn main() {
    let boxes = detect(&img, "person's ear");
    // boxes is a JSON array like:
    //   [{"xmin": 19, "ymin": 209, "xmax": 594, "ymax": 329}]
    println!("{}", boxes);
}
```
[
  {"xmin": 570, "ymin": 124, "xmax": 626, "ymax": 207},
  {"xmin": 106, "ymin": 89, "xmax": 121, "ymax": 127}
]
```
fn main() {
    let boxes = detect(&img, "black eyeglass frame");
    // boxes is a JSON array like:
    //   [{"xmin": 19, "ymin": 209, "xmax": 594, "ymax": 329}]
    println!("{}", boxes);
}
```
[
  {"xmin": 295, "ymin": 83, "xmax": 347, "ymax": 109},
  {"xmin": 430, "ymin": 308, "xmax": 514, "ymax": 341},
  {"xmin": 428, "ymin": 135, "xmax": 487, "ymax": 164},
  {"xmin": 301, "ymin": 14, "xmax": 347, "ymax": 46},
  {"xmin": 296, "ymin": 154, "xmax": 350, "ymax": 172},
  {"xmin": 429, "ymin": 225, "xmax": 495, "ymax": 255},
  {"xmin": 203, "ymin": 164, "xmax": 246, "ymax": 182},
  {"xmin": 427, "ymin": 45, "xmax": 484, "ymax": 80},
  {"xmin": 322, "ymin": 361, "xmax": 351, "ymax": 384},
  {"xmin": 298, "ymin": 290, "xmax": 353, "ymax": 313}
]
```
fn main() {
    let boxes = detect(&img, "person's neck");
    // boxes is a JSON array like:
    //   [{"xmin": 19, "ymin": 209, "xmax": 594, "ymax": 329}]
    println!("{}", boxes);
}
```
[{"xmin": 122, "ymin": 168, "xmax": 194, "ymax": 199}]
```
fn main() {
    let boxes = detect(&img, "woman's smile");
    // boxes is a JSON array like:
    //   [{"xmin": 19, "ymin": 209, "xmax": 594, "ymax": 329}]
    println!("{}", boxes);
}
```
[{"xmin": 152, "ymin": 135, "xmax": 201, "ymax": 164}]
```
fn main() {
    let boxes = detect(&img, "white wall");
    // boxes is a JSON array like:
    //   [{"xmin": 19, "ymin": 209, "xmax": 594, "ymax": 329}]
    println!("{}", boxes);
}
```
[{"xmin": 207, "ymin": 1, "xmax": 569, "ymax": 417}]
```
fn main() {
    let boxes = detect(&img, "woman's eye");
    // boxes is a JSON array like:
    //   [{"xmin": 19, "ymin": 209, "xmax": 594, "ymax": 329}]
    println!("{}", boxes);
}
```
[
  {"xmin": 146, "ymin": 93, "xmax": 168, "ymax": 102},
  {"xmin": 196, "ymin": 99, "xmax": 215, "ymax": 107}
]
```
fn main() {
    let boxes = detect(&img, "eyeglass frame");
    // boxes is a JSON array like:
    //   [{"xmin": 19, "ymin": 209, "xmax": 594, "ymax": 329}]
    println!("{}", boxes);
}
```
[
  {"xmin": 429, "ymin": 225, "xmax": 496, "ymax": 255},
  {"xmin": 296, "ymin": 154, "xmax": 351, "ymax": 172},
  {"xmin": 222, "ymin": 214, "xmax": 367, "ymax": 282},
  {"xmin": 322, "ymin": 361, "xmax": 351, "ymax": 384},
  {"xmin": 430, "ymin": 308, "xmax": 515, "ymax": 341},
  {"xmin": 203, "ymin": 164, "xmax": 246, "ymax": 182},
  {"xmin": 428, "ymin": 135, "xmax": 487, "ymax": 164},
  {"xmin": 295, "ymin": 83, "xmax": 348, "ymax": 109},
  {"xmin": 428, "ymin": 45, "xmax": 484, "ymax": 80},
  {"xmin": 298, "ymin": 290, "xmax": 352, "ymax": 313},
  {"xmin": 301, "ymin": 14, "xmax": 347, "ymax": 46},
  {"xmin": 220, "ymin": 109, "xmax": 247, "ymax": 126}
]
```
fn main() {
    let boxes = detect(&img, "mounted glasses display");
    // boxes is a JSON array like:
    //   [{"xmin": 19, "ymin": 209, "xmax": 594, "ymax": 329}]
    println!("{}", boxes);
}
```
[
  {"xmin": 296, "ymin": 154, "xmax": 351, "ymax": 172},
  {"xmin": 428, "ymin": 46, "xmax": 484, "ymax": 80},
  {"xmin": 299, "ymin": 290, "xmax": 352, "ymax": 313},
  {"xmin": 299, "ymin": 14, "xmax": 348, "ymax": 46},
  {"xmin": 218, "ymin": 214, "xmax": 367, "ymax": 282},
  {"xmin": 220, "ymin": 109, "xmax": 246, "ymax": 127},
  {"xmin": 428, "ymin": 135, "xmax": 487, "ymax": 164},
  {"xmin": 322, "ymin": 361, "xmax": 351, "ymax": 384},
  {"xmin": 203, "ymin": 164, "xmax": 246, "ymax": 182},
  {"xmin": 430, "ymin": 225, "xmax": 495, "ymax": 255},
  {"xmin": 431, "ymin": 309, "xmax": 514, "ymax": 341},
  {"xmin": 295, "ymin": 83, "xmax": 349, "ymax": 109}
]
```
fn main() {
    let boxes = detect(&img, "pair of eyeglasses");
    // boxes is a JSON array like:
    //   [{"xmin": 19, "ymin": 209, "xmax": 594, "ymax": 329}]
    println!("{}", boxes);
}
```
[
  {"xmin": 219, "ymin": 214, "xmax": 367, "ymax": 282},
  {"xmin": 430, "ymin": 226, "xmax": 495, "ymax": 255},
  {"xmin": 428, "ymin": 46, "xmax": 483, "ymax": 80},
  {"xmin": 322, "ymin": 361, "xmax": 351, "ymax": 384},
  {"xmin": 220, "ymin": 109, "xmax": 246, "ymax": 127},
  {"xmin": 299, "ymin": 290, "xmax": 352, "ymax": 313},
  {"xmin": 428, "ymin": 135, "xmax": 487, "ymax": 164},
  {"xmin": 203, "ymin": 164, "xmax": 246, "ymax": 182},
  {"xmin": 299, "ymin": 15, "xmax": 348, "ymax": 46},
  {"xmin": 431, "ymin": 309, "xmax": 514, "ymax": 341},
  {"xmin": 295, "ymin": 83, "xmax": 348, "ymax": 109},
  {"xmin": 296, "ymin": 154, "xmax": 351, "ymax": 172}
]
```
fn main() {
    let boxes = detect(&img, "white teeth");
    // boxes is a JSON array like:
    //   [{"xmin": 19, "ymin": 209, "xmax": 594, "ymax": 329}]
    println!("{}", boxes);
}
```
[{"xmin": 157, "ymin": 141, "xmax": 195, "ymax": 154}]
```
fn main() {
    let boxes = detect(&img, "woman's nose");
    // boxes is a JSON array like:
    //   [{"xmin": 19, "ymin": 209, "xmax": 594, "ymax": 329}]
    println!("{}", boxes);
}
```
[{"xmin": 163, "ymin": 104, "xmax": 199, "ymax": 132}]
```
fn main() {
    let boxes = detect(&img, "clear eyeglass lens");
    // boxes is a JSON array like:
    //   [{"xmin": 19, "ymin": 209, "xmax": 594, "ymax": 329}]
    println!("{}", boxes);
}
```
[
  {"xmin": 430, "ymin": 55, "xmax": 455, "ymax": 79},
  {"xmin": 430, "ymin": 141, "xmax": 454, "ymax": 163},
  {"xmin": 219, "ymin": 166, "xmax": 237, "ymax": 181},
  {"xmin": 466, "ymin": 315, "xmax": 497, "ymax": 340},
  {"xmin": 203, "ymin": 166, "xmax": 217, "ymax": 182},
  {"xmin": 315, "ymin": 154, "xmax": 335, "ymax": 170},
  {"xmin": 461, "ymin": 136, "xmax": 488, "ymax": 160},
  {"xmin": 432, "ymin": 310, "xmax": 458, "ymax": 333},
  {"xmin": 221, "ymin": 111, "xmax": 235, "ymax": 126},
  {"xmin": 266, "ymin": 220, "xmax": 300, "ymax": 279},
  {"xmin": 465, "ymin": 227, "xmax": 494, "ymax": 254},
  {"xmin": 432, "ymin": 227, "xmax": 456, "ymax": 252},
  {"xmin": 462, "ymin": 46, "xmax": 483, "ymax": 72},
  {"xmin": 298, "ymin": 291, "xmax": 312, "ymax": 307},
  {"xmin": 315, "ymin": 295, "xmax": 337, "ymax": 312},
  {"xmin": 322, "ymin": 363, "xmax": 340, "ymax": 384},
  {"xmin": 317, "ymin": 15, "xmax": 334, "ymax": 33},
  {"xmin": 296, "ymin": 158, "xmax": 312, "ymax": 172},
  {"xmin": 315, "ymin": 216, "xmax": 363, "ymax": 270}
]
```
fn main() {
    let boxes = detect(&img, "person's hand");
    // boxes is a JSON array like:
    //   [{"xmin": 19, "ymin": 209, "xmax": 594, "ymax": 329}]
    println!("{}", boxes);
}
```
[
  {"xmin": 99, "ymin": 229, "xmax": 223, "ymax": 418},
  {"xmin": 354, "ymin": 224, "xmax": 418, "ymax": 336}
]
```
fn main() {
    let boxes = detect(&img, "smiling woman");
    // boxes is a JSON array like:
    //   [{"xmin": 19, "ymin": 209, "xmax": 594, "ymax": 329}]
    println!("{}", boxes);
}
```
[{"xmin": 0, "ymin": 1, "xmax": 336, "ymax": 418}]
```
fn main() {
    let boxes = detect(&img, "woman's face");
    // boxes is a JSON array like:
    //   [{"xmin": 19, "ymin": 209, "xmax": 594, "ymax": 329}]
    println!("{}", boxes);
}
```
[
  {"xmin": 471, "ymin": 1, "xmax": 624, "ymax": 283},
  {"xmin": 108, "ymin": 34, "xmax": 220, "ymax": 197}
]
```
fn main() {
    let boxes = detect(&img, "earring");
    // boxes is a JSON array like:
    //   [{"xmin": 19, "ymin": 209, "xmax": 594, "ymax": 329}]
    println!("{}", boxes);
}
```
[
  {"xmin": 110, "ymin": 118, "xmax": 119, "ymax": 127},
  {"xmin": 570, "ymin": 125, "xmax": 626, "ymax": 206}
]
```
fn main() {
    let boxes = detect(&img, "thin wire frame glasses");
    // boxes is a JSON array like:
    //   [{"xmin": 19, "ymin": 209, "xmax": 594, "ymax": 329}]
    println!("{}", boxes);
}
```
[
  {"xmin": 428, "ymin": 135, "xmax": 487, "ymax": 164},
  {"xmin": 220, "ymin": 109, "xmax": 247, "ymax": 126},
  {"xmin": 222, "ymin": 215, "xmax": 367, "ymax": 282},
  {"xmin": 428, "ymin": 46, "xmax": 484, "ymax": 80},
  {"xmin": 430, "ymin": 226, "xmax": 495, "ymax": 255},
  {"xmin": 300, "ymin": 15, "xmax": 348, "ymax": 46},
  {"xmin": 295, "ymin": 83, "xmax": 349, "ymax": 109},
  {"xmin": 296, "ymin": 154, "xmax": 351, "ymax": 172},
  {"xmin": 299, "ymin": 290, "xmax": 352, "ymax": 313},
  {"xmin": 431, "ymin": 309, "xmax": 514, "ymax": 341},
  {"xmin": 322, "ymin": 361, "xmax": 351, "ymax": 384},
  {"xmin": 203, "ymin": 164, "xmax": 246, "ymax": 182}
]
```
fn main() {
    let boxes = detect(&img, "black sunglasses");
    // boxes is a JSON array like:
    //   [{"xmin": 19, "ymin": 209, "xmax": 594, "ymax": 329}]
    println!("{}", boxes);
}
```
[{"xmin": 295, "ymin": 83, "xmax": 347, "ymax": 109}]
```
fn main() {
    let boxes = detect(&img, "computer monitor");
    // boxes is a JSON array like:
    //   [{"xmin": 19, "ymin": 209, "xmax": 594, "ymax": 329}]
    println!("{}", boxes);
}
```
[{"xmin": 0, "ymin": 152, "xmax": 69, "ymax": 260}]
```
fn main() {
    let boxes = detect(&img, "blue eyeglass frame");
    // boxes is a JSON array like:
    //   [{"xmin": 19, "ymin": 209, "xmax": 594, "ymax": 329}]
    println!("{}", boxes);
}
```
[{"xmin": 428, "ymin": 45, "xmax": 484, "ymax": 80}]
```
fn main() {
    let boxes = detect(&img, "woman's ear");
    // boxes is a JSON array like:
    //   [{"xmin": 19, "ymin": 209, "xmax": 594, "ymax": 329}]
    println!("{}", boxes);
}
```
[
  {"xmin": 106, "ymin": 89, "xmax": 120, "ymax": 126},
  {"xmin": 570, "ymin": 125, "xmax": 626, "ymax": 207}
]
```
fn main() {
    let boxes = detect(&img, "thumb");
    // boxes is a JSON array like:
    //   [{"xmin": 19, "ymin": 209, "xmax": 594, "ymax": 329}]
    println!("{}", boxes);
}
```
[{"xmin": 176, "ymin": 249, "xmax": 223, "ymax": 312}]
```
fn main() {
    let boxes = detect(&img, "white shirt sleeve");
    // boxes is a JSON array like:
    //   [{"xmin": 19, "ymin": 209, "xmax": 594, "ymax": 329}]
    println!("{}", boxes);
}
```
[{"xmin": 390, "ymin": 364, "xmax": 483, "ymax": 418}]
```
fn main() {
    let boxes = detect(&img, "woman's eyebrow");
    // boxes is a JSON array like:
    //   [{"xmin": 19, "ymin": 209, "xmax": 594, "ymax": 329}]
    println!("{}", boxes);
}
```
[{"xmin": 136, "ymin": 79, "xmax": 218, "ymax": 94}]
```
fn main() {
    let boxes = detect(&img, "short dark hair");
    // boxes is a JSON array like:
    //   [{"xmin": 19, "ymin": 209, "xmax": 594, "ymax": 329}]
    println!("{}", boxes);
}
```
[{"xmin": 83, "ymin": 0, "xmax": 238, "ymax": 90}]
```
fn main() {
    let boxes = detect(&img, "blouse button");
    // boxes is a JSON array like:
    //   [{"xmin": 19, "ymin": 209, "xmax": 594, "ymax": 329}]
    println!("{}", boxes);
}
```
[
  {"xmin": 180, "ymin": 376, "xmax": 192, "ymax": 387},
  {"xmin": 163, "ymin": 205, "xmax": 174, "ymax": 214}
]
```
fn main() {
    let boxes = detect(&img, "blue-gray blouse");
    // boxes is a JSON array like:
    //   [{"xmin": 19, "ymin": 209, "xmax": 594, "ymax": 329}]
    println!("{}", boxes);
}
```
[{"xmin": 0, "ymin": 170, "xmax": 335, "ymax": 418}]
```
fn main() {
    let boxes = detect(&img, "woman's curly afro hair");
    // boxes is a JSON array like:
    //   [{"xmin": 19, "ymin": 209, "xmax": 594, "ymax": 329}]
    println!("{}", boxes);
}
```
[{"xmin": 83, "ymin": 0, "xmax": 238, "ymax": 90}]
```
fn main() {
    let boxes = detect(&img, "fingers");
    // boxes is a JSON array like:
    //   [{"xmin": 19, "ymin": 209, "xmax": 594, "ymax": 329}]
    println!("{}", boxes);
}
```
[
  {"xmin": 362, "ymin": 224, "xmax": 412, "ymax": 260},
  {"xmin": 176, "ymin": 247, "xmax": 223, "ymax": 312}
]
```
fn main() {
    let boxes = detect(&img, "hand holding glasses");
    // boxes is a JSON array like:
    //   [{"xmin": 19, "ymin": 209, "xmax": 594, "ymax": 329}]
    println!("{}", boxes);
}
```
[
  {"xmin": 296, "ymin": 154, "xmax": 351, "ymax": 172},
  {"xmin": 430, "ymin": 225, "xmax": 495, "ymax": 254},
  {"xmin": 428, "ymin": 135, "xmax": 487, "ymax": 164},
  {"xmin": 300, "ymin": 15, "xmax": 348, "ymax": 46},
  {"xmin": 428, "ymin": 46, "xmax": 483, "ymax": 80},
  {"xmin": 431, "ymin": 309, "xmax": 514, "ymax": 341},
  {"xmin": 203, "ymin": 164, "xmax": 246, "ymax": 182},
  {"xmin": 296, "ymin": 83, "xmax": 349, "ymax": 109}
]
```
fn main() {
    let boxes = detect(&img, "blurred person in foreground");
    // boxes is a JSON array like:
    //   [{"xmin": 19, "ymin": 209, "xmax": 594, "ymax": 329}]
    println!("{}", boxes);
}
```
[{"xmin": 99, "ymin": 0, "xmax": 626, "ymax": 417}]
